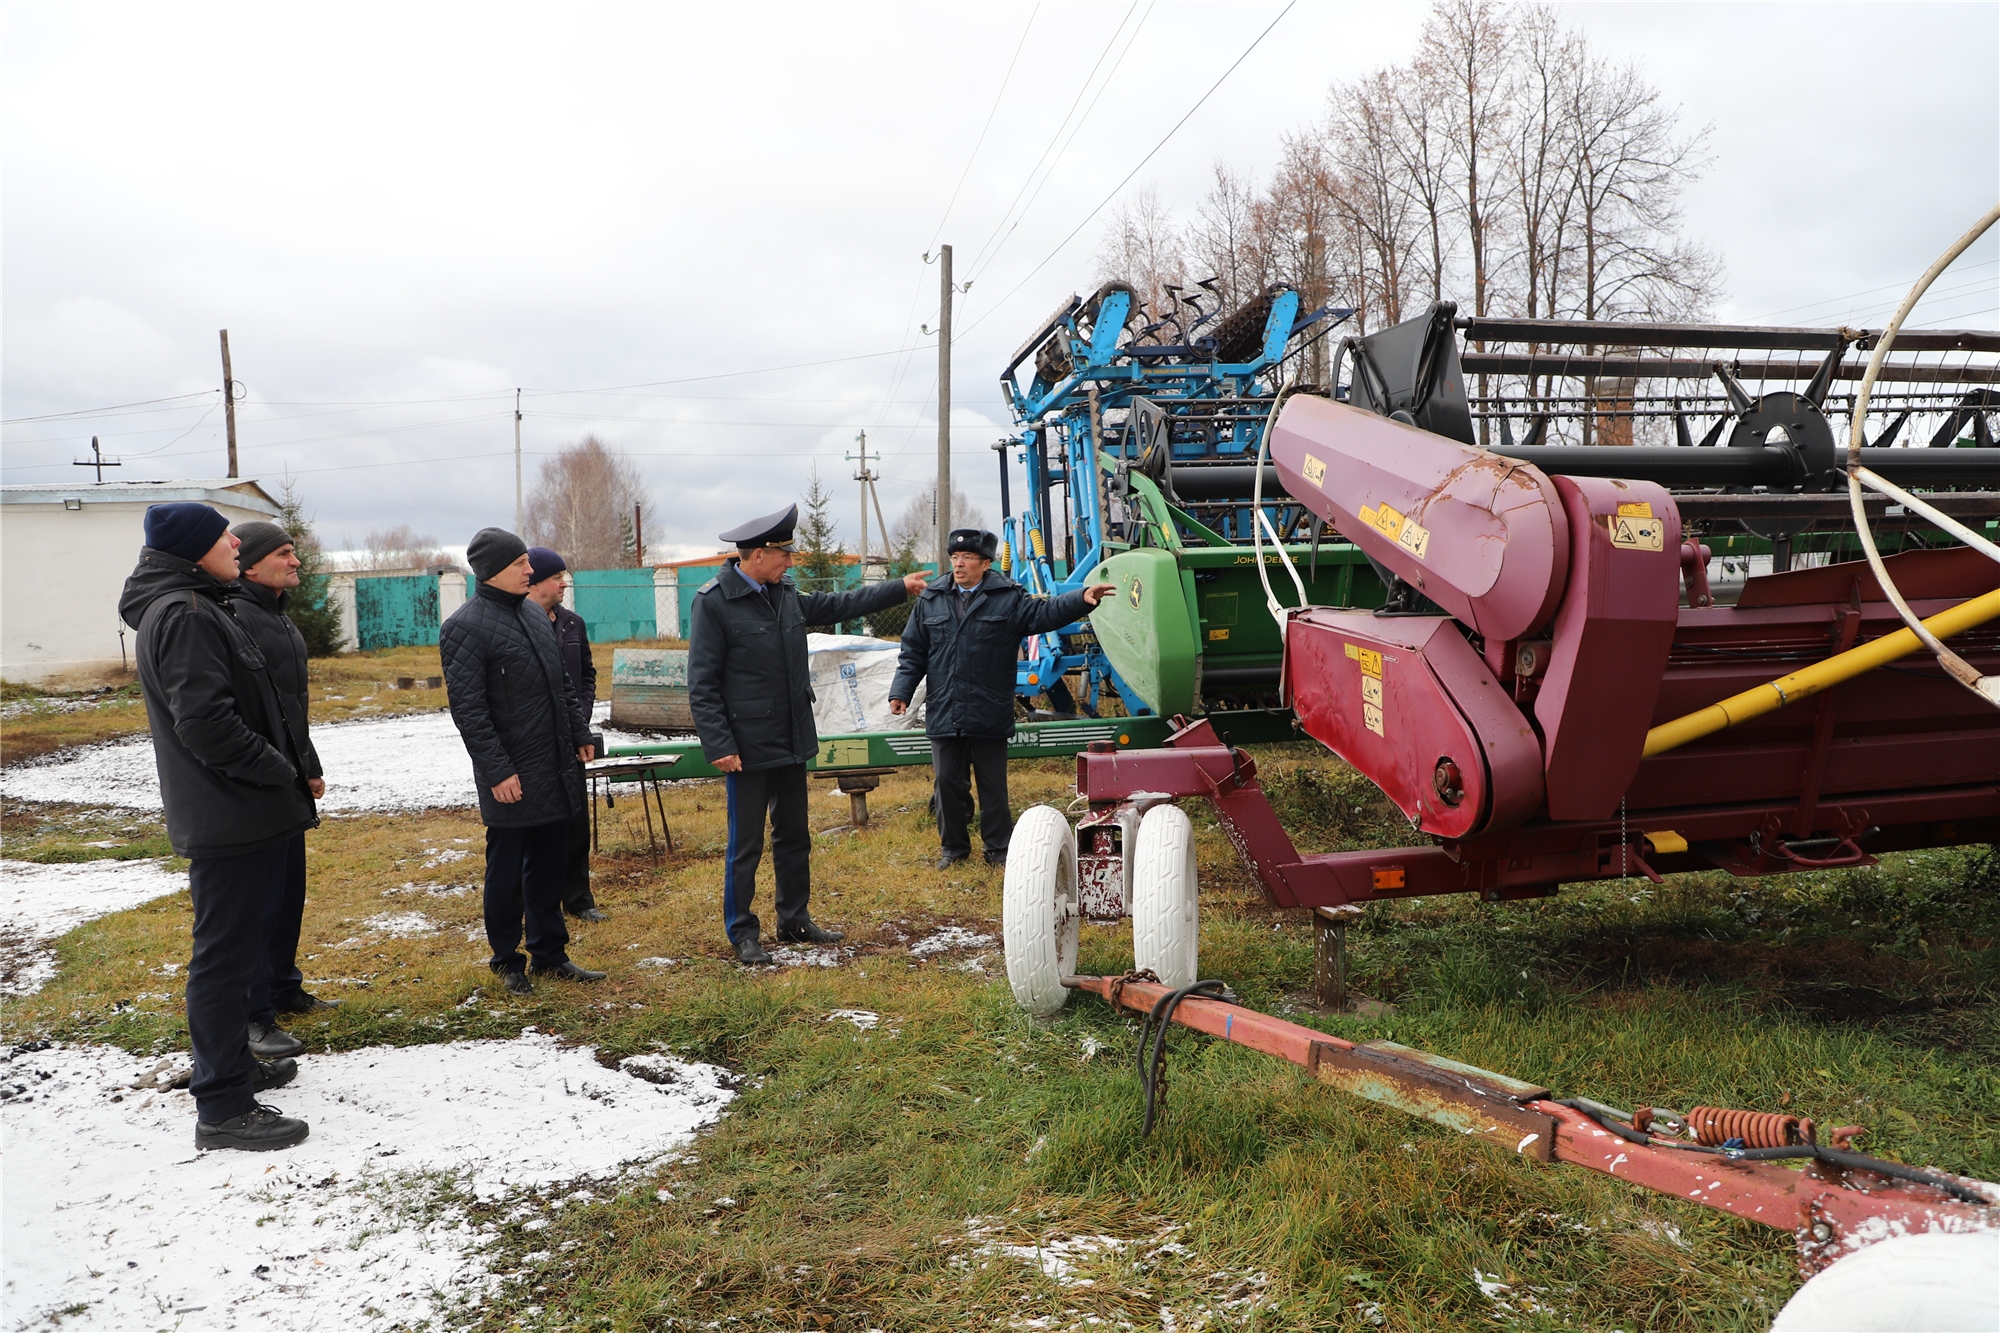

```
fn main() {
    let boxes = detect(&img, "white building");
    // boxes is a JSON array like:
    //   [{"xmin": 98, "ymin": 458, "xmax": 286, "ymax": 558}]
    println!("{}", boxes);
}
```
[{"xmin": 1, "ymin": 478, "xmax": 281, "ymax": 686}]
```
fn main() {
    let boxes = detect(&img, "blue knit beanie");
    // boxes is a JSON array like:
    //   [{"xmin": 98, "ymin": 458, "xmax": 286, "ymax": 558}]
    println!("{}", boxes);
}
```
[
  {"xmin": 144, "ymin": 503, "xmax": 231, "ymax": 563},
  {"xmin": 526, "ymin": 547, "xmax": 568, "ymax": 586}
]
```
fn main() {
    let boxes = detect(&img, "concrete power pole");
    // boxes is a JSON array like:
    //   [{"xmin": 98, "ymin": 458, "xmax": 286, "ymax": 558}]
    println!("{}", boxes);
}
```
[
  {"xmin": 219, "ymin": 330, "xmax": 238, "ymax": 478},
  {"xmin": 935, "ymin": 243, "xmax": 952, "ymax": 569},
  {"xmin": 849, "ymin": 430, "xmax": 875, "ymax": 575},
  {"xmin": 514, "ymin": 388, "xmax": 524, "ymax": 534}
]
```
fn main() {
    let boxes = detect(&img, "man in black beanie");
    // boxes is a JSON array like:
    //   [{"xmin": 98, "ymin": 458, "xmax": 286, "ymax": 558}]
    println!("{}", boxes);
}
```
[
  {"xmin": 523, "ymin": 547, "xmax": 604, "ymax": 921},
  {"xmin": 225, "ymin": 520, "xmax": 335, "ymax": 1067},
  {"xmin": 440, "ymin": 527, "xmax": 603, "ymax": 994},
  {"xmin": 119, "ymin": 502, "xmax": 315, "ymax": 1151}
]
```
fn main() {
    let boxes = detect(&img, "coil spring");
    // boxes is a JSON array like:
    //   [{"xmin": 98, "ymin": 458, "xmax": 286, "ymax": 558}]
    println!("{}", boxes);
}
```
[
  {"xmin": 999, "ymin": 542, "xmax": 1012, "ymax": 573},
  {"xmin": 1030, "ymin": 527, "xmax": 1047, "ymax": 558},
  {"xmin": 1688, "ymin": 1106, "xmax": 1815, "ymax": 1149}
]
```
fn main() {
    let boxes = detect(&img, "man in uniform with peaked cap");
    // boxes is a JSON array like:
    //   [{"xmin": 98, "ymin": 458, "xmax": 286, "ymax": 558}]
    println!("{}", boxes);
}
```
[{"xmin": 687, "ymin": 504, "xmax": 928, "ymax": 964}]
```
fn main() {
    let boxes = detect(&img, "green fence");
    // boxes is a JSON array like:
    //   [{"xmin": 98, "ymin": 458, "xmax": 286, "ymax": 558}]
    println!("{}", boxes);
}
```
[
  {"xmin": 573, "ymin": 568, "xmax": 657, "ymax": 642},
  {"xmin": 355, "ymin": 574, "xmax": 440, "ymax": 650}
]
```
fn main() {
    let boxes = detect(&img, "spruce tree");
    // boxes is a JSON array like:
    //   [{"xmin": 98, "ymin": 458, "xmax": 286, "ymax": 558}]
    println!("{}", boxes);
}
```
[
  {"xmin": 275, "ymin": 478, "xmax": 345, "ymax": 656},
  {"xmin": 795, "ymin": 468, "xmax": 850, "ymax": 632}
]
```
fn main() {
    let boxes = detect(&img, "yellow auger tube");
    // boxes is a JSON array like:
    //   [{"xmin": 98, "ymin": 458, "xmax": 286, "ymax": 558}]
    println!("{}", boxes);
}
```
[{"xmin": 1643, "ymin": 587, "xmax": 2000, "ymax": 759}]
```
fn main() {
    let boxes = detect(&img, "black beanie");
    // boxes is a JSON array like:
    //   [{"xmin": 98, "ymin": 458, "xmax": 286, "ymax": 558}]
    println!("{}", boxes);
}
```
[
  {"xmin": 468, "ymin": 527, "xmax": 529, "ymax": 582},
  {"xmin": 143, "ymin": 503, "xmax": 231, "ymax": 564},
  {"xmin": 231, "ymin": 521, "xmax": 292, "ymax": 573}
]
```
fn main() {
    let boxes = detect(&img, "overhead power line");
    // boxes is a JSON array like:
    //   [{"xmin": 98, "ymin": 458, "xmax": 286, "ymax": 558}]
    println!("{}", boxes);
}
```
[{"xmin": 955, "ymin": 0, "xmax": 1297, "ymax": 342}]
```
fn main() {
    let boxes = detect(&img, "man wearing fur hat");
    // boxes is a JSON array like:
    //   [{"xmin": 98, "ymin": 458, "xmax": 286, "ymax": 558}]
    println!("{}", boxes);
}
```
[
  {"xmin": 440, "ymin": 527, "xmax": 603, "ymax": 995},
  {"xmin": 224, "ymin": 521, "xmax": 336, "ymax": 1070},
  {"xmin": 889, "ymin": 529, "xmax": 1112, "ymax": 869},
  {"xmin": 119, "ymin": 503, "xmax": 317, "ymax": 1152}
]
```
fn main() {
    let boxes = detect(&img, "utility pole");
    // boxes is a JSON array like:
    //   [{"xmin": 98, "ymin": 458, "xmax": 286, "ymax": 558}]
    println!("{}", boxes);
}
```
[
  {"xmin": 935, "ymin": 243, "xmax": 953, "ymax": 569},
  {"xmin": 74, "ymin": 436, "xmax": 122, "ymax": 483},
  {"xmin": 514, "ymin": 388, "xmax": 524, "ymax": 534},
  {"xmin": 219, "ymin": 330, "xmax": 238, "ymax": 478},
  {"xmin": 633, "ymin": 503, "xmax": 645, "ymax": 567},
  {"xmin": 848, "ymin": 430, "xmax": 876, "ymax": 575}
]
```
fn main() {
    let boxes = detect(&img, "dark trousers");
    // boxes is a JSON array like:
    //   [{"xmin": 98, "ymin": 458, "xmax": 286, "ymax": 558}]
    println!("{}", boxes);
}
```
[
  {"xmin": 932, "ymin": 735, "xmax": 1013, "ymax": 858},
  {"xmin": 246, "ymin": 833, "xmax": 307, "ymax": 1026},
  {"xmin": 561, "ymin": 773, "xmax": 594, "ymax": 913},
  {"xmin": 188, "ymin": 841, "xmax": 291, "ymax": 1124},
  {"xmin": 484, "ymin": 820, "xmax": 571, "ymax": 973},
  {"xmin": 722, "ymin": 762, "xmax": 810, "ymax": 943}
]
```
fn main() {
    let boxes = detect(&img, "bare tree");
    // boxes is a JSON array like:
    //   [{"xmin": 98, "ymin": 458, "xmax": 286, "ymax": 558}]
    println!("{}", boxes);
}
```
[
  {"xmin": 1564, "ymin": 49, "xmax": 1718, "ymax": 323},
  {"xmin": 891, "ymin": 481, "xmax": 986, "ymax": 556},
  {"xmin": 1185, "ymin": 163, "xmax": 1272, "ymax": 312},
  {"xmin": 361, "ymin": 524, "xmax": 450, "ymax": 571},
  {"xmin": 1422, "ymin": 0, "xmax": 1514, "ymax": 325},
  {"xmin": 523, "ymin": 435, "xmax": 653, "ymax": 570},
  {"xmin": 1094, "ymin": 185, "xmax": 1187, "ymax": 318},
  {"xmin": 1328, "ymin": 70, "xmax": 1425, "ymax": 331}
]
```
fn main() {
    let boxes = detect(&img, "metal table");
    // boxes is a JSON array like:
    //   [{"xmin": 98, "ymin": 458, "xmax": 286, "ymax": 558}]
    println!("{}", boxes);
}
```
[{"xmin": 583, "ymin": 755, "xmax": 681, "ymax": 856}]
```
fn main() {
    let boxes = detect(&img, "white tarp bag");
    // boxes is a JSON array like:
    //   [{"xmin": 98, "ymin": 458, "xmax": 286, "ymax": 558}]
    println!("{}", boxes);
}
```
[{"xmin": 807, "ymin": 633, "xmax": 926, "ymax": 733}]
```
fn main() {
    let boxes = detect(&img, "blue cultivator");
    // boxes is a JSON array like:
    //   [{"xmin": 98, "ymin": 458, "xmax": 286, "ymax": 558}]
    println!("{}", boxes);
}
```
[{"xmin": 993, "ymin": 280, "xmax": 1352, "ymax": 716}]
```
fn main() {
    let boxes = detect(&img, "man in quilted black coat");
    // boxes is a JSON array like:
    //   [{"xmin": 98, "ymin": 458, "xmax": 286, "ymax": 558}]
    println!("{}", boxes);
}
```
[
  {"xmin": 441, "ymin": 527, "xmax": 602, "ymax": 994},
  {"xmin": 687, "ymin": 505, "xmax": 927, "ymax": 965}
]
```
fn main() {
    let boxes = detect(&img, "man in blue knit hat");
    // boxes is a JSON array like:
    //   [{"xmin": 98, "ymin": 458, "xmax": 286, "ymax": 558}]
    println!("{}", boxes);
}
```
[{"xmin": 119, "ymin": 502, "xmax": 318, "ymax": 1152}]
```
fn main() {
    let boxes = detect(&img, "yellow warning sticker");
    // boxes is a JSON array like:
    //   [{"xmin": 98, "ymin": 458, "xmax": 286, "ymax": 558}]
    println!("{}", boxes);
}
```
[
  {"xmin": 1208, "ymin": 628, "xmax": 1230, "ymax": 641},
  {"xmin": 1360, "ymin": 675, "xmax": 1383, "ymax": 707},
  {"xmin": 1397, "ymin": 516, "xmax": 1431, "ymax": 560},
  {"xmin": 1607, "ymin": 514, "xmax": 1665, "ymax": 551},
  {"xmin": 1302, "ymin": 453, "xmax": 1327, "ymax": 487},
  {"xmin": 1344, "ymin": 642, "xmax": 1360, "ymax": 660},
  {"xmin": 1363, "ymin": 701, "xmax": 1384, "ymax": 736},
  {"xmin": 1370, "ymin": 504, "xmax": 1406, "ymax": 541},
  {"xmin": 1616, "ymin": 501, "xmax": 1654, "ymax": 519},
  {"xmin": 1358, "ymin": 648, "xmax": 1383, "ymax": 677},
  {"xmin": 1358, "ymin": 505, "xmax": 1378, "ymax": 529}
]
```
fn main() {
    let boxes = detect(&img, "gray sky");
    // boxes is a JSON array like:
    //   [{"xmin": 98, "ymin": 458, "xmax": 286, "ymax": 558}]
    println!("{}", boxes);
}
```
[{"xmin": 4, "ymin": 2, "xmax": 1995, "ymax": 562}]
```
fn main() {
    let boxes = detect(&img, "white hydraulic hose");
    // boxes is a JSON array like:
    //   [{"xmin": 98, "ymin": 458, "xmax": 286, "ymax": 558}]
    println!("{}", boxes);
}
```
[
  {"xmin": 1844, "ymin": 202, "xmax": 2000, "ymax": 708},
  {"xmin": 1252, "ymin": 383, "xmax": 1311, "ymax": 633}
]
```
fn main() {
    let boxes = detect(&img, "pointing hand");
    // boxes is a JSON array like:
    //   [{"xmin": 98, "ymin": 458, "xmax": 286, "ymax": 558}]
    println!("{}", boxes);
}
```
[
  {"xmin": 1080, "ymin": 584, "xmax": 1117, "ymax": 607},
  {"xmin": 901, "ymin": 571, "xmax": 929, "ymax": 595}
]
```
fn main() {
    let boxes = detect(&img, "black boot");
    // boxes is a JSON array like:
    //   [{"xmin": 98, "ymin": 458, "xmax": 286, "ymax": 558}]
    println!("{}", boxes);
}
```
[
  {"xmin": 777, "ymin": 920, "xmax": 844, "ymax": 945},
  {"xmin": 733, "ymin": 934, "xmax": 773, "ymax": 966},
  {"xmin": 247, "ymin": 1021, "xmax": 305, "ymax": 1059},
  {"xmin": 568, "ymin": 907, "xmax": 609, "ymax": 922},
  {"xmin": 195, "ymin": 1103, "xmax": 310, "ymax": 1152},
  {"xmin": 530, "ymin": 960, "xmax": 607, "ymax": 982},
  {"xmin": 984, "ymin": 849, "xmax": 1009, "ymax": 866},
  {"xmin": 252, "ymin": 1057, "xmax": 298, "ymax": 1094},
  {"xmin": 274, "ymin": 990, "xmax": 340, "ymax": 1014},
  {"xmin": 502, "ymin": 968, "xmax": 534, "ymax": 995},
  {"xmin": 937, "ymin": 853, "xmax": 969, "ymax": 871}
]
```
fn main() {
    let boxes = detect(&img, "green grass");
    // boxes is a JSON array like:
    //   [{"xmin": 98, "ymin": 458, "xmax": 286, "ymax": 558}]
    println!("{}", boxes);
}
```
[{"xmin": 2, "ymin": 718, "xmax": 1996, "ymax": 1330}]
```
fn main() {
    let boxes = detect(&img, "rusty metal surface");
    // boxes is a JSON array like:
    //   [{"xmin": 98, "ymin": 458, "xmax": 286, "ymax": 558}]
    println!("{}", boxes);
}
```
[
  {"xmin": 1072, "ymin": 973, "xmax": 1999, "ymax": 1270},
  {"xmin": 1310, "ymin": 1041, "xmax": 1555, "ymax": 1161},
  {"xmin": 1539, "ymin": 1099, "xmax": 1998, "ymax": 1273}
]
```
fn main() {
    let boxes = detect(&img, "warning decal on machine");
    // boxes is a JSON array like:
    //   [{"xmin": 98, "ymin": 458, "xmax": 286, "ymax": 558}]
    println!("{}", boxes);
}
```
[
  {"xmin": 1358, "ymin": 647, "xmax": 1384, "ymax": 736},
  {"xmin": 1302, "ymin": 452, "xmax": 1327, "ymax": 487},
  {"xmin": 1616, "ymin": 501, "xmax": 1654, "ymax": 518},
  {"xmin": 1360, "ymin": 503, "xmax": 1406, "ymax": 543},
  {"xmin": 1397, "ymin": 516, "xmax": 1431, "ymax": 560},
  {"xmin": 1607, "ymin": 514, "xmax": 1665, "ymax": 551}
]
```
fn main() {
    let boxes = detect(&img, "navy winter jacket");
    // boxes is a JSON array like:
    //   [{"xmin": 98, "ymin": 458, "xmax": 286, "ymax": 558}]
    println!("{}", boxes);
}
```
[
  {"xmin": 890, "ymin": 572, "xmax": 1090, "ymax": 739},
  {"xmin": 118, "ymin": 548, "xmax": 318, "ymax": 859},
  {"xmin": 441, "ymin": 583, "xmax": 590, "ymax": 827},
  {"xmin": 686, "ymin": 560, "xmax": 909, "ymax": 771}
]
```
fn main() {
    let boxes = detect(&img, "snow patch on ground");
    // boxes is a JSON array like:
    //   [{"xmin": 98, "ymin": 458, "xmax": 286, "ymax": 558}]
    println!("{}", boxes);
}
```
[
  {"xmin": 908, "ymin": 925, "xmax": 996, "ymax": 960},
  {"xmin": 1, "ymin": 710, "xmax": 681, "ymax": 816},
  {"xmin": 359, "ymin": 911, "xmax": 443, "ymax": 937},
  {"xmin": 0, "ymin": 1032, "xmax": 735, "ymax": 1331},
  {"xmin": 770, "ymin": 944, "xmax": 849, "ymax": 968},
  {"xmin": 0, "ymin": 857, "xmax": 188, "ymax": 995},
  {"xmin": 825, "ymin": 1009, "xmax": 880, "ymax": 1031}
]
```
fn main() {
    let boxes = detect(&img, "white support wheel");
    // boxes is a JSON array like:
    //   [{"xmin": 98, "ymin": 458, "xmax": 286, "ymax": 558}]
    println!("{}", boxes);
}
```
[
  {"xmin": 1003, "ymin": 805, "xmax": 1080, "ymax": 1017},
  {"xmin": 1131, "ymin": 803, "xmax": 1199, "ymax": 988},
  {"xmin": 1771, "ymin": 1231, "xmax": 1998, "ymax": 1331}
]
